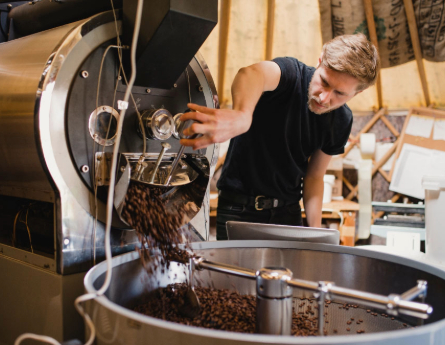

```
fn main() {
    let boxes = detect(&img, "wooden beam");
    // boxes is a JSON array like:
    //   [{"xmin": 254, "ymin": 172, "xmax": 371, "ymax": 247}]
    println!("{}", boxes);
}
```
[
  {"xmin": 402, "ymin": 0, "xmax": 431, "ymax": 106},
  {"xmin": 342, "ymin": 176, "xmax": 355, "ymax": 192},
  {"xmin": 363, "ymin": 0, "xmax": 383, "ymax": 109},
  {"xmin": 379, "ymin": 115, "xmax": 400, "ymax": 137},
  {"xmin": 265, "ymin": 0, "xmax": 275, "ymax": 61},
  {"xmin": 371, "ymin": 137, "xmax": 399, "ymax": 175},
  {"xmin": 218, "ymin": 0, "xmax": 232, "ymax": 107},
  {"xmin": 341, "ymin": 108, "xmax": 385, "ymax": 158},
  {"xmin": 347, "ymin": 137, "xmax": 399, "ymax": 200}
]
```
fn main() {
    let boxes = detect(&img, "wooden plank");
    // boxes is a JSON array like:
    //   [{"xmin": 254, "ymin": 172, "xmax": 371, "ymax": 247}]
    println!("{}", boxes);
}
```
[
  {"xmin": 372, "ymin": 137, "xmax": 400, "ymax": 175},
  {"xmin": 265, "ymin": 0, "xmax": 275, "ymax": 61},
  {"xmin": 402, "ymin": 0, "xmax": 431, "ymax": 106},
  {"xmin": 389, "ymin": 108, "xmax": 413, "ymax": 180},
  {"xmin": 363, "ymin": 0, "xmax": 383, "ymax": 108},
  {"xmin": 342, "ymin": 176, "xmax": 355, "ymax": 192},
  {"xmin": 378, "ymin": 168, "xmax": 391, "ymax": 183},
  {"xmin": 380, "ymin": 115, "xmax": 400, "ymax": 137},
  {"xmin": 347, "ymin": 139, "xmax": 399, "ymax": 200},
  {"xmin": 217, "ymin": 0, "xmax": 232, "ymax": 107},
  {"xmin": 342, "ymin": 108, "xmax": 385, "ymax": 157}
]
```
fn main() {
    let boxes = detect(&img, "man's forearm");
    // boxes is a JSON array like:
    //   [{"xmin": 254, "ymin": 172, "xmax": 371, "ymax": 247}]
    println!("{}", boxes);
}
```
[{"xmin": 302, "ymin": 176, "xmax": 324, "ymax": 228}]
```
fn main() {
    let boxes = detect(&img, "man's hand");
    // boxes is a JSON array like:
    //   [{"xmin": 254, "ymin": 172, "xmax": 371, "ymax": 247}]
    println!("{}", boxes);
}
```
[{"xmin": 179, "ymin": 103, "xmax": 252, "ymax": 150}]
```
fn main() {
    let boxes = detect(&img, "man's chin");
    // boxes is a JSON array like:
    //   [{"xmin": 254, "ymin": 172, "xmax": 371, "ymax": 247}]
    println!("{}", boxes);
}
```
[{"xmin": 308, "ymin": 102, "xmax": 330, "ymax": 115}]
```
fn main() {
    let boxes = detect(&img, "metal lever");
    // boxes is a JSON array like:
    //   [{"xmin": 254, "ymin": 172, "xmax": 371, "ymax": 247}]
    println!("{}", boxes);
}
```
[
  {"xmin": 164, "ymin": 145, "xmax": 186, "ymax": 186},
  {"xmin": 149, "ymin": 142, "xmax": 171, "ymax": 183}
]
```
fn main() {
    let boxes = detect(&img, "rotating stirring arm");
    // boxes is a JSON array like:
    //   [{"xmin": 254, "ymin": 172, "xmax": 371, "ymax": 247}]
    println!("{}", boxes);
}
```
[{"xmin": 189, "ymin": 256, "xmax": 433, "ymax": 336}]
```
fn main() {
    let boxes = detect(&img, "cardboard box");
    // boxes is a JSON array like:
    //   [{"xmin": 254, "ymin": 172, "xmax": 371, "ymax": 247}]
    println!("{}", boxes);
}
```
[{"xmin": 326, "ymin": 155, "xmax": 343, "ymax": 198}]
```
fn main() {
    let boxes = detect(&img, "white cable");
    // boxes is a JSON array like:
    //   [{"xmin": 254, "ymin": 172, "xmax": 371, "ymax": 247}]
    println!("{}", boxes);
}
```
[
  {"xmin": 14, "ymin": 334, "xmax": 61, "ymax": 345},
  {"xmin": 14, "ymin": 0, "xmax": 145, "ymax": 344},
  {"xmin": 98, "ymin": 0, "xmax": 143, "ymax": 296}
]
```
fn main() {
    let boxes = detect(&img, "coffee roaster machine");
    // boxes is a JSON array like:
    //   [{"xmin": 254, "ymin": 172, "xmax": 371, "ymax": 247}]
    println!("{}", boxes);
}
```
[{"xmin": 0, "ymin": 0, "xmax": 219, "ymax": 343}]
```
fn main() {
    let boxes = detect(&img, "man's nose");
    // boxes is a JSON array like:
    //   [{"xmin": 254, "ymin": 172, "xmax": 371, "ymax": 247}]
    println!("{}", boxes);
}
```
[{"xmin": 319, "ymin": 90, "xmax": 331, "ymax": 105}]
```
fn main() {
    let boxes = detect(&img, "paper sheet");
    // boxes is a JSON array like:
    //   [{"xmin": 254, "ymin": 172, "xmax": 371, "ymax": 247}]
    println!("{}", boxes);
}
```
[
  {"xmin": 389, "ymin": 143, "xmax": 445, "ymax": 199},
  {"xmin": 433, "ymin": 118, "xmax": 445, "ymax": 141},
  {"xmin": 405, "ymin": 115, "xmax": 434, "ymax": 138}
]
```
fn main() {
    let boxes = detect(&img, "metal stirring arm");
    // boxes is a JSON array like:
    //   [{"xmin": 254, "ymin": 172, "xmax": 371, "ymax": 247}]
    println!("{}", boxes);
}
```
[{"xmin": 190, "ymin": 256, "xmax": 433, "ymax": 336}]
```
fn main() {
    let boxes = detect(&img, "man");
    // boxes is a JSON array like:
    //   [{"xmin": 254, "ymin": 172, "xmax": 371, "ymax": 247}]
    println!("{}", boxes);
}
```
[{"xmin": 180, "ymin": 34, "xmax": 380, "ymax": 240}]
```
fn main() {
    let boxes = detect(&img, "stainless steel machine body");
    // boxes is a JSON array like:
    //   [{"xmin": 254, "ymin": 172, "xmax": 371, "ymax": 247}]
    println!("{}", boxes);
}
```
[
  {"xmin": 84, "ymin": 241, "xmax": 445, "ymax": 345},
  {"xmin": 0, "ymin": 10, "xmax": 218, "ymax": 274},
  {"xmin": 0, "ymin": 8, "xmax": 218, "ymax": 343}
]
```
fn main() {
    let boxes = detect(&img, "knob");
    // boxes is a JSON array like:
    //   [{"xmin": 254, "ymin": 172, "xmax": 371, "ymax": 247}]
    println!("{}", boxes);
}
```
[
  {"xmin": 172, "ymin": 111, "xmax": 197, "ymax": 140},
  {"xmin": 140, "ymin": 109, "xmax": 173, "ymax": 140}
]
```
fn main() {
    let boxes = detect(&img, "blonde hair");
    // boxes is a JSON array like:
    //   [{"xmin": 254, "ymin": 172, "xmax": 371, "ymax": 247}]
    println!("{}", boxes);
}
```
[{"xmin": 321, "ymin": 34, "xmax": 380, "ymax": 91}]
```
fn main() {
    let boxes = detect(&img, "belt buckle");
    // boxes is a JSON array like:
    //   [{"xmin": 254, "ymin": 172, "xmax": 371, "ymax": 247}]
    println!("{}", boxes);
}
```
[{"xmin": 255, "ymin": 195, "xmax": 265, "ymax": 211}]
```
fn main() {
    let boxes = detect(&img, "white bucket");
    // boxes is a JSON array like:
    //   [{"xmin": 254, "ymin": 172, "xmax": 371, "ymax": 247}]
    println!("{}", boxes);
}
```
[
  {"xmin": 422, "ymin": 175, "xmax": 445, "ymax": 267},
  {"xmin": 323, "ymin": 174, "xmax": 336, "ymax": 204}
]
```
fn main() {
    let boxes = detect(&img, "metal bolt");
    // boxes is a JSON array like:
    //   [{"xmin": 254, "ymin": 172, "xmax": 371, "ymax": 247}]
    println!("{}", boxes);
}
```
[
  {"xmin": 102, "ymin": 106, "xmax": 107, "ymax": 111},
  {"xmin": 197, "ymin": 85, "xmax": 204, "ymax": 92},
  {"xmin": 81, "ymin": 70, "xmax": 89, "ymax": 78},
  {"xmin": 146, "ymin": 89, "xmax": 151, "ymax": 94},
  {"xmin": 120, "ymin": 166, "xmax": 126, "ymax": 172},
  {"xmin": 118, "ymin": 75, "xmax": 122, "ymax": 80},
  {"xmin": 173, "ymin": 84, "xmax": 178, "ymax": 88},
  {"xmin": 81, "ymin": 165, "xmax": 89, "ymax": 173}
]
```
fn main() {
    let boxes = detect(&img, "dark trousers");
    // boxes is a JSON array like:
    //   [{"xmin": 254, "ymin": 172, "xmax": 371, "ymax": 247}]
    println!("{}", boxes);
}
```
[{"xmin": 216, "ymin": 196, "xmax": 303, "ymax": 240}]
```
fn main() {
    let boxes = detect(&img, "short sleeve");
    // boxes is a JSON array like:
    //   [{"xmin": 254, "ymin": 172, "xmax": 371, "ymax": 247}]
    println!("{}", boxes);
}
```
[
  {"xmin": 321, "ymin": 105, "xmax": 353, "ymax": 156},
  {"xmin": 269, "ymin": 57, "xmax": 301, "ymax": 97}
]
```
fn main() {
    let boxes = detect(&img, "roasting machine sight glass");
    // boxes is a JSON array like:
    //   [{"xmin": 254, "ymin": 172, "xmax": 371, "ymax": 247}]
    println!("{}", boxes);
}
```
[{"xmin": 184, "ymin": 256, "xmax": 433, "ymax": 336}]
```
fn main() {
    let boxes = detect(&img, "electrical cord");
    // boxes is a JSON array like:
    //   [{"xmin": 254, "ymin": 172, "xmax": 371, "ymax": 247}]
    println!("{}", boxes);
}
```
[{"xmin": 14, "ymin": 0, "xmax": 145, "ymax": 344}]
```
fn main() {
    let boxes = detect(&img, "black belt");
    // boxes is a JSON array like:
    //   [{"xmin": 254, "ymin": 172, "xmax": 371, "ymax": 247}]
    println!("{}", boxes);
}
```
[{"xmin": 218, "ymin": 190, "xmax": 297, "ymax": 211}]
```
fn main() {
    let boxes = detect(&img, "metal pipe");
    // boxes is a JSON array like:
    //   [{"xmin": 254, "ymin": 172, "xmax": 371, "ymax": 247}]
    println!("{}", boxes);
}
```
[
  {"xmin": 193, "ymin": 257, "xmax": 256, "ymax": 280},
  {"xmin": 164, "ymin": 145, "xmax": 186, "ymax": 186},
  {"xmin": 149, "ymin": 142, "xmax": 170, "ymax": 183},
  {"xmin": 401, "ymin": 280, "xmax": 427, "ymax": 301}
]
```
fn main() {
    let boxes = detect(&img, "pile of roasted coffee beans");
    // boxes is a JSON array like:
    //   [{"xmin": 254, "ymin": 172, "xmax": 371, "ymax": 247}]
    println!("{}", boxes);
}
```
[
  {"xmin": 135, "ymin": 283, "xmax": 320, "ymax": 335},
  {"xmin": 121, "ymin": 182, "xmax": 191, "ymax": 273}
]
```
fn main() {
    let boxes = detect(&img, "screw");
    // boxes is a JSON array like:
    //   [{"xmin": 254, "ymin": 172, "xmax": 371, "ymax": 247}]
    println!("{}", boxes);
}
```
[
  {"xmin": 102, "ymin": 106, "xmax": 107, "ymax": 111},
  {"xmin": 118, "ymin": 75, "xmax": 122, "ymax": 80},
  {"xmin": 173, "ymin": 84, "xmax": 178, "ymax": 88},
  {"xmin": 197, "ymin": 85, "xmax": 203, "ymax": 92},
  {"xmin": 120, "ymin": 166, "xmax": 126, "ymax": 172},
  {"xmin": 146, "ymin": 89, "xmax": 151, "ymax": 94},
  {"xmin": 81, "ymin": 165, "xmax": 89, "ymax": 173},
  {"xmin": 81, "ymin": 70, "xmax": 89, "ymax": 78}
]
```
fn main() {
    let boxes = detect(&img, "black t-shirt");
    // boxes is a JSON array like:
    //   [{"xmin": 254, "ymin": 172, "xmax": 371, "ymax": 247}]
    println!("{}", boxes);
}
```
[{"xmin": 217, "ymin": 57, "xmax": 353, "ymax": 202}]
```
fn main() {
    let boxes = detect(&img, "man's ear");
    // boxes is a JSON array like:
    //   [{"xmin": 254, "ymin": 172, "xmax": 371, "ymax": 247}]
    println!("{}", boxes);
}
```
[{"xmin": 316, "ymin": 52, "xmax": 323, "ymax": 68}]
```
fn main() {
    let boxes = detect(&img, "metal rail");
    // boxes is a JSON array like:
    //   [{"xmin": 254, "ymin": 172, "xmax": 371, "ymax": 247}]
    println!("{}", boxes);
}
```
[{"xmin": 192, "ymin": 256, "xmax": 433, "ymax": 336}]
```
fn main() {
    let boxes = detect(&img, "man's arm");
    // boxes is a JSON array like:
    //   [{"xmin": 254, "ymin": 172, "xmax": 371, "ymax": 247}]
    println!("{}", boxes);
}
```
[
  {"xmin": 179, "ymin": 61, "xmax": 281, "ymax": 149},
  {"xmin": 303, "ymin": 150, "xmax": 332, "ymax": 227}
]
